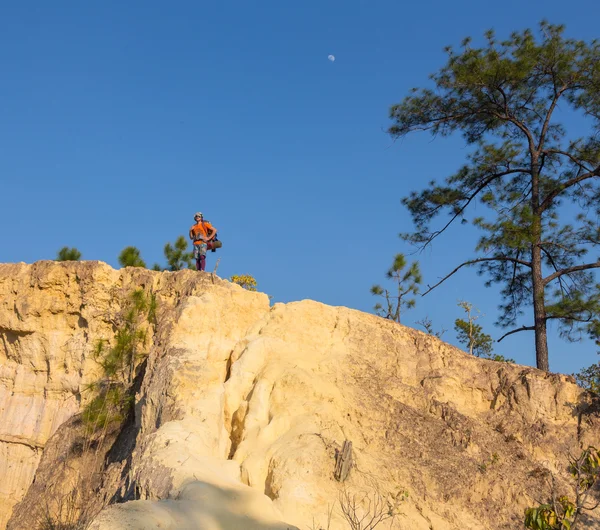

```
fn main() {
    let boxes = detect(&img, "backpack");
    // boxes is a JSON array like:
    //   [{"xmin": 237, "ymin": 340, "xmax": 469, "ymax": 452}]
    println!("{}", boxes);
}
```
[{"xmin": 202, "ymin": 221, "xmax": 221, "ymax": 252}]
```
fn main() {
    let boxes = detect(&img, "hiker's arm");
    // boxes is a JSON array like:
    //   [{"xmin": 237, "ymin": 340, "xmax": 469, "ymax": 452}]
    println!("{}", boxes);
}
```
[
  {"xmin": 207, "ymin": 226, "xmax": 216, "ymax": 241},
  {"xmin": 189, "ymin": 228, "xmax": 194, "ymax": 241}
]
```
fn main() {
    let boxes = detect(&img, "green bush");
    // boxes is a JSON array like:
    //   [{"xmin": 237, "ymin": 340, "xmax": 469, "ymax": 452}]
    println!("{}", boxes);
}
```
[
  {"xmin": 118, "ymin": 246, "xmax": 146, "ymax": 268},
  {"xmin": 164, "ymin": 235, "xmax": 194, "ymax": 271},
  {"xmin": 56, "ymin": 247, "xmax": 82, "ymax": 261}
]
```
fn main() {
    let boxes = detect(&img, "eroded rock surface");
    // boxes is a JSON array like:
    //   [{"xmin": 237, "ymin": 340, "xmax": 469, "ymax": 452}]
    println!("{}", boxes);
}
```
[{"xmin": 2, "ymin": 262, "xmax": 599, "ymax": 530}]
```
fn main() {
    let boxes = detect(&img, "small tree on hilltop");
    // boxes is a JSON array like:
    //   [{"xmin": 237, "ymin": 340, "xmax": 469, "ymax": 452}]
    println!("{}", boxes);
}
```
[
  {"xmin": 454, "ymin": 301, "xmax": 494, "ymax": 357},
  {"xmin": 164, "ymin": 236, "xmax": 194, "ymax": 271},
  {"xmin": 56, "ymin": 247, "xmax": 82, "ymax": 261},
  {"xmin": 118, "ymin": 247, "xmax": 146, "ymax": 268},
  {"xmin": 371, "ymin": 254, "xmax": 421, "ymax": 323},
  {"xmin": 388, "ymin": 22, "xmax": 600, "ymax": 371},
  {"xmin": 575, "ymin": 320, "xmax": 600, "ymax": 394},
  {"xmin": 454, "ymin": 301, "xmax": 515, "ymax": 362}
]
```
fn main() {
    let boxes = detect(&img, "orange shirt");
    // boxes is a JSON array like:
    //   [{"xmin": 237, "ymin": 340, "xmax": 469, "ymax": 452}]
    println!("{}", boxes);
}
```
[{"xmin": 190, "ymin": 221, "xmax": 215, "ymax": 245}]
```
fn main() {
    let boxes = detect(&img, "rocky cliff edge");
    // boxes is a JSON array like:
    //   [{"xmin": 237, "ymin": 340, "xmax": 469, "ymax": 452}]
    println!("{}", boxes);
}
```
[{"xmin": 1, "ymin": 261, "xmax": 599, "ymax": 530}]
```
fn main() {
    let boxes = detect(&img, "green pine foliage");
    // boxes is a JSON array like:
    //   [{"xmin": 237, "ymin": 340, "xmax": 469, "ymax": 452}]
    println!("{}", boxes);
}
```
[
  {"xmin": 82, "ymin": 289, "xmax": 156, "ymax": 433},
  {"xmin": 371, "ymin": 254, "xmax": 422, "ymax": 323},
  {"xmin": 164, "ymin": 236, "xmax": 194, "ymax": 271},
  {"xmin": 574, "ymin": 320, "xmax": 600, "ymax": 393},
  {"xmin": 118, "ymin": 246, "xmax": 146, "ymax": 268},
  {"xmin": 574, "ymin": 364, "xmax": 600, "ymax": 394},
  {"xmin": 388, "ymin": 22, "xmax": 600, "ymax": 371},
  {"xmin": 454, "ymin": 301, "xmax": 515, "ymax": 362},
  {"xmin": 454, "ymin": 301, "xmax": 494, "ymax": 357},
  {"xmin": 56, "ymin": 247, "xmax": 82, "ymax": 261}
]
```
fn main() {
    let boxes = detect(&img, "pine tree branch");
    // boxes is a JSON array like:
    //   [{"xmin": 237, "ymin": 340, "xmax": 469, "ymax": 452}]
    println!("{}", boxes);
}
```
[
  {"xmin": 417, "ymin": 169, "xmax": 532, "ymax": 247},
  {"xmin": 497, "ymin": 325, "xmax": 536, "ymax": 342},
  {"xmin": 423, "ymin": 256, "xmax": 533, "ymax": 295},
  {"xmin": 493, "ymin": 85, "xmax": 537, "ymax": 152},
  {"xmin": 537, "ymin": 85, "xmax": 568, "ymax": 152},
  {"xmin": 542, "ymin": 261, "xmax": 600, "ymax": 286},
  {"xmin": 540, "ymin": 246, "xmax": 569, "ymax": 296},
  {"xmin": 539, "ymin": 165, "xmax": 600, "ymax": 212},
  {"xmin": 543, "ymin": 148, "xmax": 595, "ymax": 173}
]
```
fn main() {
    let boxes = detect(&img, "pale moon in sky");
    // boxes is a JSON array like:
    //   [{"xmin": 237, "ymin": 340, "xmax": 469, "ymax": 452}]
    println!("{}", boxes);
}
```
[{"xmin": 328, "ymin": 55, "xmax": 335, "ymax": 62}]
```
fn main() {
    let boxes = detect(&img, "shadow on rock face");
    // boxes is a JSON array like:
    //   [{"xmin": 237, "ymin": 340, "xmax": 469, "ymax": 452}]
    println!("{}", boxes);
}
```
[{"xmin": 88, "ymin": 480, "xmax": 300, "ymax": 530}]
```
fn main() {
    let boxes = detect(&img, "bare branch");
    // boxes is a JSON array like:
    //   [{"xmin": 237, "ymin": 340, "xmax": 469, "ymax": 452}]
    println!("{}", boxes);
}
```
[
  {"xmin": 416, "ymin": 168, "xmax": 532, "ymax": 248},
  {"xmin": 497, "ymin": 325, "xmax": 536, "ymax": 342},
  {"xmin": 539, "ymin": 167, "xmax": 600, "ymax": 212},
  {"xmin": 543, "ymin": 148, "xmax": 595, "ymax": 173},
  {"xmin": 543, "ymin": 261, "xmax": 600, "ymax": 286}
]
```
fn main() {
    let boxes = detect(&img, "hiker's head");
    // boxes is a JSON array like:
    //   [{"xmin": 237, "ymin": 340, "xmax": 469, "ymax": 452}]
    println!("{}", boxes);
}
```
[{"xmin": 194, "ymin": 212, "xmax": 203, "ymax": 221}]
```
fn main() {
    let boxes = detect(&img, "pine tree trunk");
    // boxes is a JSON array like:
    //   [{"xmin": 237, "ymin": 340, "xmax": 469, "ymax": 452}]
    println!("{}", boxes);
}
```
[
  {"xmin": 531, "ymin": 247, "xmax": 549, "ymax": 371},
  {"xmin": 531, "ymin": 162, "xmax": 549, "ymax": 371}
]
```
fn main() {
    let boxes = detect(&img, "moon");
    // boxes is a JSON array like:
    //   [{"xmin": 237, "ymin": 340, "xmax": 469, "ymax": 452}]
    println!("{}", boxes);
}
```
[{"xmin": 327, "ymin": 54, "xmax": 335, "ymax": 62}]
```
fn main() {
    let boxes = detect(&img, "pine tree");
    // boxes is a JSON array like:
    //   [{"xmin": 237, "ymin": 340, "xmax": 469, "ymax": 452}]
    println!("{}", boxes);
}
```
[
  {"xmin": 454, "ymin": 301, "xmax": 494, "ymax": 357},
  {"xmin": 371, "ymin": 254, "xmax": 421, "ymax": 323},
  {"xmin": 56, "ymin": 247, "xmax": 82, "ymax": 261},
  {"xmin": 388, "ymin": 22, "xmax": 600, "ymax": 371},
  {"xmin": 118, "ymin": 247, "xmax": 146, "ymax": 268},
  {"xmin": 163, "ymin": 236, "xmax": 194, "ymax": 271}
]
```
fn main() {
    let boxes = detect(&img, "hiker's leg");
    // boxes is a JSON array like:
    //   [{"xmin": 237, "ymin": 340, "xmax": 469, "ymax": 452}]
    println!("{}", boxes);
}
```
[
  {"xmin": 198, "ymin": 243, "xmax": 207, "ymax": 271},
  {"xmin": 193, "ymin": 245, "xmax": 205, "ymax": 271}
]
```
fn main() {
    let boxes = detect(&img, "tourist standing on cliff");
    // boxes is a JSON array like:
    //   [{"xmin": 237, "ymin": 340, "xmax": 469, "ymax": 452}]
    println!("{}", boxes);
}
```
[{"xmin": 189, "ymin": 212, "xmax": 217, "ymax": 271}]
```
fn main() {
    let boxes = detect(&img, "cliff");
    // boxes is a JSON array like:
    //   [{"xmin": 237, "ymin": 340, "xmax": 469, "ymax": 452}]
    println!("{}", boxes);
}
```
[{"xmin": 0, "ymin": 261, "xmax": 598, "ymax": 529}]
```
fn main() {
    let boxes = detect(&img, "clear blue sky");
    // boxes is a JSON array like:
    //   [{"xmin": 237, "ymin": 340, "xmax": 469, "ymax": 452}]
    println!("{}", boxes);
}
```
[{"xmin": 1, "ymin": 1, "xmax": 599, "ymax": 375}]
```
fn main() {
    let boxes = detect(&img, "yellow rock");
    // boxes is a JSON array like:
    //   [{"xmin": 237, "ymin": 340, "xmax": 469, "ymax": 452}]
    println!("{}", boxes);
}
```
[{"xmin": 1, "ymin": 262, "xmax": 599, "ymax": 530}]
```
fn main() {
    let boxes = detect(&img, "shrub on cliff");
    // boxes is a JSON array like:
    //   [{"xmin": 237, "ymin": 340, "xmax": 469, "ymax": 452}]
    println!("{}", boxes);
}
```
[
  {"xmin": 118, "ymin": 246, "xmax": 146, "ymax": 268},
  {"xmin": 56, "ymin": 247, "xmax": 82, "ymax": 261},
  {"xmin": 231, "ymin": 274, "xmax": 258, "ymax": 291},
  {"xmin": 82, "ymin": 288, "xmax": 156, "ymax": 433},
  {"xmin": 525, "ymin": 447, "xmax": 600, "ymax": 529}
]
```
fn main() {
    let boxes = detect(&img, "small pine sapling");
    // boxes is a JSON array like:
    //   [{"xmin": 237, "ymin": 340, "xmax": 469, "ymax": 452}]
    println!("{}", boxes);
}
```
[
  {"xmin": 371, "ymin": 254, "xmax": 422, "ymax": 323},
  {"xmin": 164, "ymin": 235, "xmax": 194, "ymax": 271},
  {"xmin": 56, "ymin": 247, "xmax": 82, "ymax": 261},
  {"xmin": 454, "ymin": 301, "xmax": 494, "ymax": 357},
  {"xmin": 118, "ymin": 246, "xmax": 146, "ymax": 268}
]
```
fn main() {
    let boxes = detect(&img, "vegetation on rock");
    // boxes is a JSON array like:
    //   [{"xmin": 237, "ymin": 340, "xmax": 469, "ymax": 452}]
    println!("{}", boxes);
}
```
[
  {"xmin": 525, "ymin": 447, "xmax": 600, "ymax": 530},
  {"xmin": 371, "ymin": 254, "xmax": 421, "ymax": 323},
  {"xmin": 56, "ymin": 247, "xmax": 82, "ymax": 261},
  {"xmin": 231, "ymin": 274, "xmax": 258, "ymax": 291},
  {"xmin": 82, "ymin": 288, "xmax": 156, "ymax": 433},
  {"xmin": 117, "ymin": 246, "xmax": 146, "ymax": 268}
]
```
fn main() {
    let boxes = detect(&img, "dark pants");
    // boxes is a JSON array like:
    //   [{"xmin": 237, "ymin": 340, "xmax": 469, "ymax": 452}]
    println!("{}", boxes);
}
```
[{"xmin": 193, "ymin": 243, "xmax": 207, "ymax": 271}]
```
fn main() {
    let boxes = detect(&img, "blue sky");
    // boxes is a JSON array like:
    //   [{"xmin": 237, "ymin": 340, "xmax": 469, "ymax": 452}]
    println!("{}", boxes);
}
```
[{"xmin": 1, "ymin": 1, "xmax": 599, "ymax": 375}]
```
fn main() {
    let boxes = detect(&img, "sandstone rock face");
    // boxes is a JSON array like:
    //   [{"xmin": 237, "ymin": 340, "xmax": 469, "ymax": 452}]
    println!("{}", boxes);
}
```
[
  {"xmin": 2, "ymin": 262, "xmax": 599, "ymax": 530},
  {"xmin": 0, "ymin": 262, "xmax": 124, "ymax": 529}
]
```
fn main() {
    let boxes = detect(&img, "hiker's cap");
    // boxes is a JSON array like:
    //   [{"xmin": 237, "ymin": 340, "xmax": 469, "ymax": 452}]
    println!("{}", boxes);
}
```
[{"xmin": 194, "ymin": 212, "xmax": 203, "ymax": 218}]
